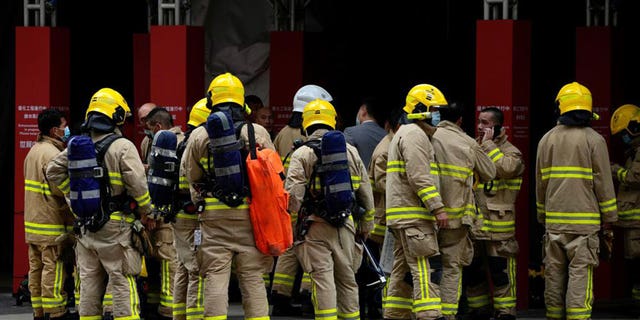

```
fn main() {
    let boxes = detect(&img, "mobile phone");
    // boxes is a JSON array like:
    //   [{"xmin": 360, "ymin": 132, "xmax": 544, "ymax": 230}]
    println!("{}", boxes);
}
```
[{"xmin": 493, "ymin": 125, "xmax": 502, "ymax": 139}]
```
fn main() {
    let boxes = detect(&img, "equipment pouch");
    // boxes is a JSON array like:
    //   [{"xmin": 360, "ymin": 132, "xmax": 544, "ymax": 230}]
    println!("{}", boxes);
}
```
[{"xmin": 404, "ymin": 226, "xmax": 439, "ymax": 258}]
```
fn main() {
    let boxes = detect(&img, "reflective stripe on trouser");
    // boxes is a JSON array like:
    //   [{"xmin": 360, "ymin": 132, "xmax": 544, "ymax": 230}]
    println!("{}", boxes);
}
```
[
  {"xmin": 76, "ymin": 218, "xmax": 141, "ymax": 319},
  {"xmin": 465, "ymin": 241, "xmax": 517, "ymax": 317},
  {"xmin": 438, "ymin": 228, "xmax": 472, "ymax": 319},
  {"xmin": 383, "ymin": 228, "xmax": 442, "ymax": 320},
  {"xmin": 272, "ymin": 248, "xmax": 300, "ymax": 296},
  {"xmin": 28, "ymin": 244, "xmax": 67, "ymax": 318},
  {"xmin": 294, "ymin": 220, "xmax": 360, "ymax": 320},
  {"xmin": 543, "ymin": 232, "xmax": 598, "ymax": 320},
  {"xmin": 198, "ymin": 217, "xmax": 271, "ymax": 319},
  {"xmin": 173, "ymin": 217, "xmax": 204, "ymax": 320},
  {"xmin": 146, "ymin": 222, "xmax": 177, "ymax": 318}
]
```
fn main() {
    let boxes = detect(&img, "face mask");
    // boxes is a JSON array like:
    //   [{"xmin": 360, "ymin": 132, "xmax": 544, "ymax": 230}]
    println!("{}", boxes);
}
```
[
  {"xmin": 622, "ymin": 132, "xmax": 633, "ymax": 145},
  {"xmin": 355, "ymin": 117, "xmax": 361, "ymax": 126},
  {"xmin": 61, "ymin": 126, "xmax": 71, "ymax": 142},
  {"xmin": 144, "ymin": 129, "xmax": 154, "ymax": 139},
  {"xmin": 431, "ymin": 112, "xmax": 441, "ymax": 126}
]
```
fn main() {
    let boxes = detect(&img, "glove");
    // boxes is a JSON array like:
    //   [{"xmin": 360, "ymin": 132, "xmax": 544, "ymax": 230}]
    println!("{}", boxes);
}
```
[
  {"xmin": 599, "ymin": 229, "xmax": 614, "ymax": 261},
  {"xmin": 611, "ymin": 163, "xmax": 623, "ymax": 181}
]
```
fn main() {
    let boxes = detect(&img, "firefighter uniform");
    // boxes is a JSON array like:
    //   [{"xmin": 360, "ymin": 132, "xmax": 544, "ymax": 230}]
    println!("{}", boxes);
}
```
[
  {"xmin": 384, "ymin": 120, "xmax": 444, "ymax": 320},
  {"xmin": 274, "ymin": 125, "xmax": 306, "ymax": 168},
  {"xmin": 431, "ymin": 118, "xmax": 496, "ymax": 320},
  {"xmin": 48, "ymin": 132, "xmax": 151, "ymax": 319},
  {"xmin": 368, "ymin": 132, "xmax": 393, "ymax": 244},
  {"xmin": 183, "ymin": 72, "xmax": 274, "ymax": 319},
  {"xmin": 172, "ymin": 99, "xmax": 210, "ymax": 320},
  {"xmin": 184, "ymin": 122, "xmax": 274, "ymax": 319},
  {"xmin": 24, "ymin": 133, "xmax": 74, "ymax": 319},
  {"xmin": 47, "ymin": 88, "xmax": 152, "ymax": 320},
  {"xmin": 145, "ymin": 125, "xmax": 184, "ymax": 318},
  {"xmin": 467, "ymin": 134, "xmax": 524, "ymax": 319},
  {"xmin": 287, "ymin": 124, "xmax": 375, "ymax": 320},
  {"xmin": 536, "ymin": 81, "xmax": 617, "ymax": 320},
  {"xmin": 272, "ymin": 85, "xmax": 334, "ymax": 313},
  {"xmin": 611, "ymin": 140, "xmax": 640, "ymax": 305}
]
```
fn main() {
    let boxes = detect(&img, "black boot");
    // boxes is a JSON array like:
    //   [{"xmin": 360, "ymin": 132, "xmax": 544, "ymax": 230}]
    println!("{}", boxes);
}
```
[
  {"xmin": 299, "ymin": 289, "xmax": 314, "ymax": 318},
  {"xmin": 271, "ymin": 292, "xmax": 302, "ymax": 316},
  {"xmin": 102, "ymin": 312, "xmax": 114, "ymax": 320}
]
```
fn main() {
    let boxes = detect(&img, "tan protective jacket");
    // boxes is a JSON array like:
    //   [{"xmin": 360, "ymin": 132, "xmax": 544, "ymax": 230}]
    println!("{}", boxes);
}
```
[
  {"xmin": 274, "ymin": 125, "xmax": 306, "ymax": 160},
  {"xmin": 536, "ymin": 124, "xmax": 617, "ymax": 234},
  {"xmin": 386, "ymin": 122, "xmax": 444, "ymax": 229},
  {"xmin": 474, "ymin": 136, "xmax": 524, "ymax": 240},
  {"xmin": 285, "ymin": 129, "xmax": 375, "ymax": 234},
  {"xmin": 432, "ymin": 121, "xmax": 496, "ymax": 229},
  {"xmin": 611, "ymin": 141, "xmax": 640, "ymax": 228},
  {"xmin": 23, "ymin": 135, "xmax": 74, "ymax": 244},
  {"xmin": 46, "ymin": 132, "xmax": 153, "ymax": 218},
  {"xmin": 183, "ymin": 122, "xmax": 275, "ymax": 220},
  {"xmin": 368, "ymin": 132, "xmax": 393, "ymax": 240}
]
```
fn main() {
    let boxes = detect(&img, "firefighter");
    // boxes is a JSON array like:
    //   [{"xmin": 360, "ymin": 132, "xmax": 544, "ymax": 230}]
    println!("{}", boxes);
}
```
[
  {"xmin": 383, "ymin": 84, "xmax": 447, "ymax": 320},
  {"xmin": 271, "ymin": 84, "xmax": 333, "ymax": 316},
  {"xmin": 610, "ymin": 103, "xmax": 640, "ymax": 313},
  {"xmin": 46, "ymin": 88, "xmax": 152, "ymax": 320},
  {"xmin": 143, "ymin": 107, "xmax": 184, "ymax": 319},
  {"xmin": 183, "ymin": 72, "xmax": 274, "ymax": 319},
  {"xmin": 431, "ymin": 101, "xmax": 496, "ymax": 320},
  {"xmin": 464, "ymin": 107, "xmax": 524, "ymax": 320},
  {"xmin": 24, "ymin": 108, "xmax": 74, "ymax": 319},
  {"xmin": 536, "ymin": 81, "xmax": 617, "ymax": 320},
  {"xmin": 287, "ymin": 98, "xmax": 375, "ymax": 320},
  {"xmin": 171, "ymin": 98, "xmax": 210, "ymax": 320}
]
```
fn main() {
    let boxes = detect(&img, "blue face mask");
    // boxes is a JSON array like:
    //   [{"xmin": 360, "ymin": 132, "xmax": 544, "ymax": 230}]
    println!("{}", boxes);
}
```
[
  {"xmin": 144, "ymin": 129, "xmax": 154, "ymax": 139},
  {"xmin": 61, "ymin": 126, "xmax": 71, "ymax": 142},
  {"xmin": 431, "ymin": 112, "xmax": 441, "ymax": 126},
  {"xmin": 622, "ymin": 132, "xmax": 633, "ymax": 145}
]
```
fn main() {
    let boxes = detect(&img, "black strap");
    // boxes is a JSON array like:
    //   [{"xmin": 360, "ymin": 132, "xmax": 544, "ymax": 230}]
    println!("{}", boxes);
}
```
[
  {"xmin": 94, "ymin": 134, "xmax": 123, "ymax": 167},
  {"xmin": 248, "ymin": 122, "xmax": 257, "ymax": 160}
]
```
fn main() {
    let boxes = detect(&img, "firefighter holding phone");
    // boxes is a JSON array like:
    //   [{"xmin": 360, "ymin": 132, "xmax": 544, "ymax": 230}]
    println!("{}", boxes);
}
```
[{"xmin": 464, "ymin": 107, "xmax": 525, "ymax": 320}]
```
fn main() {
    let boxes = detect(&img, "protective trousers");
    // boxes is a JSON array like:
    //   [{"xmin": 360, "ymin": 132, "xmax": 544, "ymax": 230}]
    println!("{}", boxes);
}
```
[
  {"xmin": 173, "ymin": 214, "xmax": 204, "ymax": 320},
  {"xmin": 146, "ymin": 220, "xmax": 177, "ymax": 318},
  {"xmin": 198, "ymin": 217, "xmax": 271, "ymax": 319},
  {"xmin": 28, "ymin": 243, "xmax": 67, "ymax": 318},
  {"xmin": 383, "ymin": 227, "xmax": 442, "ymax": 320},
  {"xmin": 543, "ymin": 232, "xmax": 599, "ymax": 320},
  {"xmin": 464, "ymin": 240, "xmax": 518, "ymax": 317},
  {"xmin": 76, "ymin": 214, "xmax": 142, "ymax": 319},
  {"xmin": 295, "ymin": 220, "xmax": 362, "ymax": 320},
  {"xmin": 438, "ymin": 228, "xmax": 473, "ymax": 319},
  {"xmin": 272, "ymin": 248, "xmax": 312, "ymax": 296}
]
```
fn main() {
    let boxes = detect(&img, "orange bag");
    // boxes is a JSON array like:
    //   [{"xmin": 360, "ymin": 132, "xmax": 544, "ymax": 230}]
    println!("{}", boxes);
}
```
[{"xmin": 246, "ymin": 124, "xmax": 292, "ymax": 256}]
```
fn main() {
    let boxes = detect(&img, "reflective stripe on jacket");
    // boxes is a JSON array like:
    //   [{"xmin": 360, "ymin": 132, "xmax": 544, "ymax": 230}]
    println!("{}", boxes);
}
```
[
  {"xmin": 23, "ymin": 135, "xmax": 73, "ymax": 244},
  {"xmin": 386, "ymin": 123, "xmax": 443, "ymax": 229},
  {"xmin": 285, "ymin": 129, "xmax": 375, "ymax": 233},
  {"xmin": 535, "ymin": 124, "xmax": 617, "ymax": 234},
  {"xmin": 474, "ymin": 136, "xmax": 524, "ymax": 239},
  {"xmin": 432, "ymin": 121, "xmax": 496, "ymax": 229}
]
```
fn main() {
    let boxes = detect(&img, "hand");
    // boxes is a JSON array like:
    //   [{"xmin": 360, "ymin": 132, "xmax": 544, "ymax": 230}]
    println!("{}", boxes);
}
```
[
  {"xmin": 482, "ymin": 127, "xmax": 494, "ymax": 143},
  {"xmin": 141, "ymin": 215, "xmax": 156, "ymax": 231},
  {"xmin": 434, "ymin": 208, "xmax": 448, "ymax": 229}
]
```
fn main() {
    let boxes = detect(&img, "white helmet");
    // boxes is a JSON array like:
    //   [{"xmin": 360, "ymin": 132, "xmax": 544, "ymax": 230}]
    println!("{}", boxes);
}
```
[{"xmin": 292, "ymin": 84, "xmax": 333, "ymax": 113}]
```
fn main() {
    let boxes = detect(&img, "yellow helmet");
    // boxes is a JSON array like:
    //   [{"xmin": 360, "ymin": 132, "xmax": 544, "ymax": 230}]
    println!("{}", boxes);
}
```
[
  {"xmin": 85, "ymin": 88, "xmax": 131, "ymax": 125},
  {"xmin": 188, "ymin": 98, "xmax": 212, "ymax": 127},
  {"xmin": 555, "ymin": 82, "xmax": 592, "ymax": 115},
  {"xmin": 611, "ymin": 104, "xmax": 640, "ymax": 135},
  {"xmin": 207, "ymin": 72, "xmax": 244, "ymax": 107},
  {"xmin": 302, "ymin": 99, "xmax": 337, "ymax": 130},
  {"xmin": 403, "ymin": 84, "xmax": 448, "ymax": 114}
]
